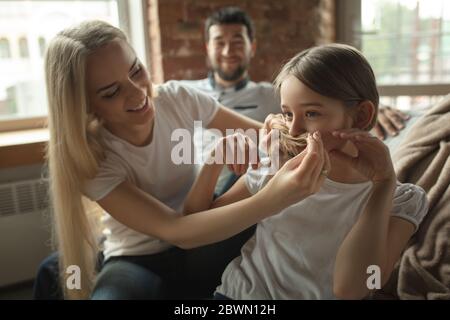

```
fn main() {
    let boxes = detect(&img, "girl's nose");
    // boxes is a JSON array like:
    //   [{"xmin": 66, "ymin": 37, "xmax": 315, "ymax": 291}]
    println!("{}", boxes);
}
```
[{"xmin": 289, "ymin": 121, "xmax": 306, "ymax": 137}]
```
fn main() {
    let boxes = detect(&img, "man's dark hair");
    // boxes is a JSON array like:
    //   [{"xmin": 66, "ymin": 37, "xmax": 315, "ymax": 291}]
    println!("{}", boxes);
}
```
[{"xmin": 204, "ymin": 6, "xmax": 254, "ymax": 42}]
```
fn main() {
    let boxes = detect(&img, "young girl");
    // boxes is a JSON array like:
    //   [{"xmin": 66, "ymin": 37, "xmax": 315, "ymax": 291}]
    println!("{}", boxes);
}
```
[
  {"xmin": 43, "ymin": 20, "xmax": 330, "ymax": 300},
  {"xmin": 184, "ymin": 44, "xmax": 429, "ymax": 299}
]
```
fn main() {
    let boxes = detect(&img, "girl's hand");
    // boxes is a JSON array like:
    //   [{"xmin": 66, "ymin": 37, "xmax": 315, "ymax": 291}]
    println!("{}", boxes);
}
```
[
  {"xmin": 330, "ymin": 129, "xmax": 396, "ymax": 183},
  {"xmin": 208, "ymin": 133, "xmax": 259, "ymax": 176},
  {"xmin": 261, "ymin": 131, "xmax": 331, "ymax": 208}
]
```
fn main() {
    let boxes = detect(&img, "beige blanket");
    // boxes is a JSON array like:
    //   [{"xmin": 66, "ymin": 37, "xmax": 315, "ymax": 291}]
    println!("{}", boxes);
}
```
[{"xmin": 382, "ymin": 95, "xmax": 450, "ymax": 299}]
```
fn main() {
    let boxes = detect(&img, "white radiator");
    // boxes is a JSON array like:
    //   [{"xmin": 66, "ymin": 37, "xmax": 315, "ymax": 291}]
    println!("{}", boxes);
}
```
[{"xmin": 0, "ymin": 178, "xmax": 52, "ymax": 287}]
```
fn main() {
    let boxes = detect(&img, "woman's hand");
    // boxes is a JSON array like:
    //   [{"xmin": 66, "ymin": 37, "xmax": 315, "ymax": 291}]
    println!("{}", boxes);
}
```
[
  {"xmin": 260, "ymin": 131, "xmax": 331, "ymax": 209},
  {"xmin": 208, "ymin": 132, "xmax": 259, "ymax": 176},
  {"xmin": 330, "ymin": 129, "xmax": 396, "ymax": 183}
]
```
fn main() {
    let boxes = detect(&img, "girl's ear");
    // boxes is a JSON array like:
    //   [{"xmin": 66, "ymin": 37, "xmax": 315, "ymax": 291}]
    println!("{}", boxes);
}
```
[{"xmin": 353, "ymin": 100, "xmax": 376, "ymax": 130}]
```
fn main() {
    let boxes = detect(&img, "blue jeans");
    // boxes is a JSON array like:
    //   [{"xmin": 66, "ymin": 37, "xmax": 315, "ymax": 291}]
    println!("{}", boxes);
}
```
[
  {"xmin": 33, "ymin": 252, "xmax": 63, "ymax": 300},
  {"xmin": 33, "ymin": 226, "xmax": 255, "ymax": 300},
  {"xmin": 213, "ymin": 292, "xmax": 232, "ymax": 300},
  {"xmin": 215, "ymin": 173, "xmax": 240, "ymax": 197},
  {"xmin": 92, "ymin": 247, "xmax": 186, "ymax": 300}
]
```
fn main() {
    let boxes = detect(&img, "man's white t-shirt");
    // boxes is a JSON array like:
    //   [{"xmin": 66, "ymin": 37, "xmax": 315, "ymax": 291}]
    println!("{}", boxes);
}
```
[
  {"xmin": 83, "ymin": 81, "xmax": 219, "ymax": 261},
  {"xmin": 216, "ymin": 158, "xmax": 429, "ymax": 300}
]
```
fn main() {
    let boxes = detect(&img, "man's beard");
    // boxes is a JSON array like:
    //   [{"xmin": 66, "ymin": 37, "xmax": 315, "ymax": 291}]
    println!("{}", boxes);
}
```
[{"xmin": 213, "ymin": 64, "xmax": 247, "ymax": 82}]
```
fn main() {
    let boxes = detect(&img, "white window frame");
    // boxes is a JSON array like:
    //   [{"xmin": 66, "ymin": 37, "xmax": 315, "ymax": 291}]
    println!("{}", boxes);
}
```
[
  {"xmin": 336, "ymin": 0, "xmax": 450, "ymax": 97},
  {"xmin": 0, "ymin": 0, "xmax": 150, "ymax": 132},
  {"xmin": 118, "ymin": 0, "xmax": 150, "ymax": 69}
]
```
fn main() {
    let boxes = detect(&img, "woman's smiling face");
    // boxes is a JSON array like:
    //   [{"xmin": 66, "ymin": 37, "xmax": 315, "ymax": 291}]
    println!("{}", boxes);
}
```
[
  {"xmin": 280, "ymin": 75, "xmax": 355, "ymax": 137},
  {"xmin": 86, "ymin": 38, "xmax": 155, "ymax": 130}
]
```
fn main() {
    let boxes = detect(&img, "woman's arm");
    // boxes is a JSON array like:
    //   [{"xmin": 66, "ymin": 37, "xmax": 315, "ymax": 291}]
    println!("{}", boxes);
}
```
[
  {"xmin": 98, "ymin": 132, "xmax": 327, "ymax": 250},
  {"xmin": 97, "ymin": 179, "xmax": 280, "ymax": 250}
]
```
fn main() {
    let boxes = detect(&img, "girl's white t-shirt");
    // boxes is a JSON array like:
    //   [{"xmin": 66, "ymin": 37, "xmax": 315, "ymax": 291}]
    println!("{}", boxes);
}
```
[
  {"xmin": 83, "ymin": 81, "xmax": 219, "ymax": 261},
  {"xmin": 216, "ymin": 158, "xmax": 428, "ymax": 300}
]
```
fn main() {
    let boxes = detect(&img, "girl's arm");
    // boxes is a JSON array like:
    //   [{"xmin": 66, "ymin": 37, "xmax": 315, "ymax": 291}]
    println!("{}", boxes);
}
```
[
  {"xmin": 183, "ymin": 133, "xmax": 257, "ymax": 215},
  {"xmin": 333, "ymin": 179, "xmax": 415, "ymax": 299},
  {"xmin": 183, "ymin": 161, "xmax": 223, "ymax": 215},
  {"xmin": 381, "ymin": 216, "xmax": 416, "ymax": 285},
  {"xmin": 211, "ymin": 177, "xmax": 252, "ymax": 208},
  {"xmin": 331, "ymin": 130, "xmax": 418, "ymax": 299},
  {"xmin": 186, "ymin": 110, "xmax": 278, "ymax": 214},
  {"xmin": 184, "ymin": 168, "xmax": 253, "ymax": 215}
]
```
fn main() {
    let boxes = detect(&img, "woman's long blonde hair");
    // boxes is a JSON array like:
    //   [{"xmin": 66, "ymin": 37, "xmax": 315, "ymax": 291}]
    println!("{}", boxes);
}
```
[{"xmin": 45, "ymin": 20, "xmax": 128, "ymax": 299}]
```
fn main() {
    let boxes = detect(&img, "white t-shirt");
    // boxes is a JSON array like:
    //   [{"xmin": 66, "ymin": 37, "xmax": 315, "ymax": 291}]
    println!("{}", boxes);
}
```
[
  {"xmin": 83, "ymin": 81, "xmax": 219, "ymax": 261},
  {"xmin": 216, "ymin": 158, "xmax": 429, "ymax": 300},
  {"xmin": 180, "ymin": 78, "xmax": 280, "ymax": 122}
]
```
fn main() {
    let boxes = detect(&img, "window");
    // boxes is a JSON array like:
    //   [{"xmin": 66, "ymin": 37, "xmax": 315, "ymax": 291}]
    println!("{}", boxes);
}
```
[
  {"xmin": 38, "ymin": 37, "xmax": 46, "ymax": 57},
  {"xmin": 18, "ymin": 37, "xmax": 29, "ymax": 58},
  {"xmin": 0, "ymin": 0, "xmax": 149, "ymax": 130},
  {"xmin": 0, "ymin": 38, "xmax": 11, "ymax": 58},
  {"xmin": 337, "ymin": 0, "xmax": 450, "ymax": 110}
]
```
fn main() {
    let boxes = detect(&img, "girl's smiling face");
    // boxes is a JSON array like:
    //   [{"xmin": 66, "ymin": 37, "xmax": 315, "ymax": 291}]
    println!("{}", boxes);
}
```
[{"xmin": 280, "ymin": 75, "xmax": 356, "ymax": 137}]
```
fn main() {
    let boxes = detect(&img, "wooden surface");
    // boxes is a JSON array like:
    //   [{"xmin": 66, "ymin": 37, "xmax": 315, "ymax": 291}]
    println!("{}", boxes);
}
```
[{"xmin": 0, "ymin": 129, "xmax": 48, "ymax": 168}]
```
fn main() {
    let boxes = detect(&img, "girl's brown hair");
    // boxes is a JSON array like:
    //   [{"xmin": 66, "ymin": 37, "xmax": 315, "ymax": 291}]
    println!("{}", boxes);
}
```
[{"xmin": 274, "ymin": 43, "xmax": 379, "ymax": 130}]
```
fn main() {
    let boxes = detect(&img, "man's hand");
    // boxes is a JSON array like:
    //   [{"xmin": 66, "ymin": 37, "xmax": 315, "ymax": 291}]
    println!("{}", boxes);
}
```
[{"xmin": 372, "ymin": 106, "xmax": 410, "ymax": 140}]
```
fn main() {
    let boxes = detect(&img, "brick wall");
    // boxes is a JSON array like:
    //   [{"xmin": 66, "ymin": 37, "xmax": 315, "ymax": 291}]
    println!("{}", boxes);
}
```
[{"xmin": 147, "ymin": 0, "xmax": 336, "ymax": 84}]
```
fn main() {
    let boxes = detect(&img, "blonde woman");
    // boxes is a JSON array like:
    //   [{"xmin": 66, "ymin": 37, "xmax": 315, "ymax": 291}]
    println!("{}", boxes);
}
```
[{"xmin": 38, "ymin": 20, "xmax": 330, "ymax": 300}]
